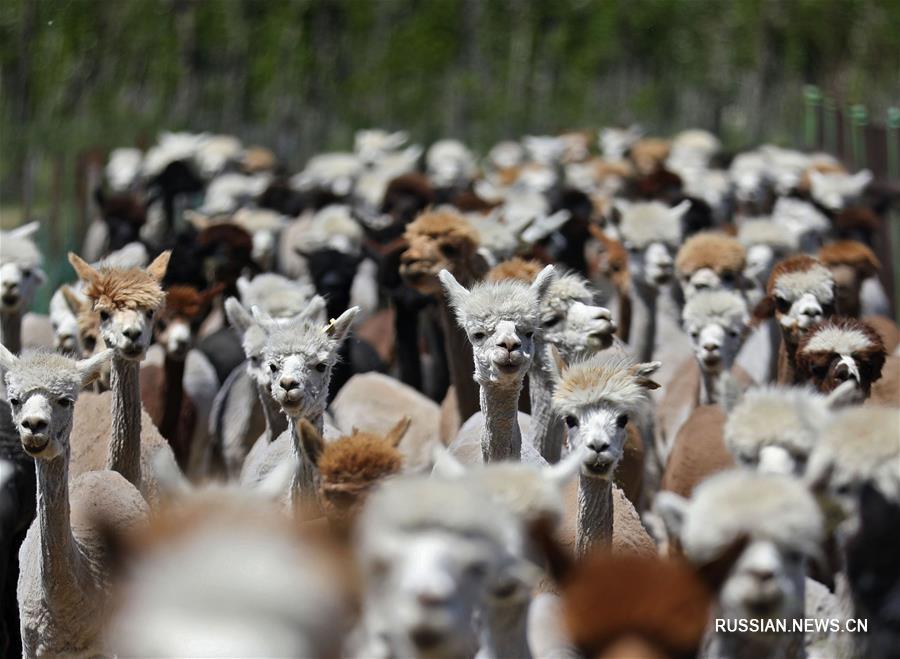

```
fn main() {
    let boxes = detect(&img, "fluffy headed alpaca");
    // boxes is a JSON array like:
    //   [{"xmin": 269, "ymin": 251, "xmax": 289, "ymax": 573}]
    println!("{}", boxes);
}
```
[
  {"xmin": 67, "ymin": 251, "xmax": 179, "ymax": 503},
  {"xmin": 439, "ymin": 265, "xmax": 555, "ymax": 463},
  {"xmin": 563, "ymin": 554, "xmax": 712, "ymax": 659},
  {"xmin": 656, "ymin": 471, "xmax": 826, "ymax": 659},
  {"xmin": 818, "ymin": 240, "xmax": 899, "ymax": 351},
  {"xmin": 239, "ymin": 306, "xmax": 359, "ymax": 510},
  {"xmin": 354, "ymin": 475, "xmax": 517, "ymax": 659},
  {"xmin": 675, "ymin": 232, "xmax": 747, "ymax": 302},
  {"xmin": 795, "ymin": 317, "xmax": 889, "ymax": 404},
  {"xmin": 0, "ymin": 347, "xmax": 147, "ymax": 657},
  {"xmin": 754, "ymin": 255, "xmax": 835, "ymax": 385},
  {"xmin": 0, "ymin": 222, "xmax": 46, "ymax": 355},
  {"xmin": 552, "ymin": 352, "xmax": 659, "ymax": 556},
  {"xmin": 401, "ymin": 210, "xmax": 488, "ymax": 421}
]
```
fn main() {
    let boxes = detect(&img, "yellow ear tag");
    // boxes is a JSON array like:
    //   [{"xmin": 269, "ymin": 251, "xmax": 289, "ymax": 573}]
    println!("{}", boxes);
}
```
[{"xmin": 324, "ymin": 318, "xmax": 337, "ymax": 333}]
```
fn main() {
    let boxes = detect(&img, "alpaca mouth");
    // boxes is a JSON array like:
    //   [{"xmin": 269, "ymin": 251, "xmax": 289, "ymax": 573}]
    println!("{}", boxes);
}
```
[
  {"xmin": 1, "ymin": 293, "xmax": 20, "ymax": 307},
  {"xmin": 22, "ymin": 435, "xmax": 50, "ymax": 456},
  {"xmin": 702, "ymin": 354, "xmax": 721, "ymax": 367},
  {"xmin": 586, "ymin": 329, "xmax": 615, "ymax": 349},
  {"xmin": 120, "ymin": 344, "xmax": 146, "ymax": 359},
  {"xmin": 493, "ymin": 360, "xmax": 523, "ymax": 375},
  {"xmin": 409, "ymin": 625, "xmax": 447, "ymax": 650},
  {"xmin": 745, "ymin": 593, "xmax": 782, "ymax": 618},
  {"xmin": 582, "ymin": 453, "xmax": 614, "ymax": 477}
]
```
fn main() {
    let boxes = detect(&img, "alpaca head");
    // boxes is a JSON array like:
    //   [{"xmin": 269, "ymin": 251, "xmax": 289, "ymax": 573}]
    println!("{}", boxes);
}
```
[
  {"xmin": 68, "ymin": 251, "xmax": 170, "ymax": 361},
  {"xmin": 796, "ymin": 317, "xmax": 886, "ymax": 401},
  {"xmin": 50, "ymin": 284, "xmax": 85, "ymax": 355},
  {"xmin": 154, "ymin": 284, "xmax": 222, "ymax": 360},
  {"xmin": 809, "ymin": 169, "xmax": 872, "ymax": 211},
  {"xmin": 94, "ymin": 189, "xmax": 148, "ymax": 251},
  {"xmin": 553, "ymin": 352, "xmax": 660, "ymax": 480},
  {"xmin": 675, "ymin": 232, "xmax": 746, "ymax": 301},
  {"xmin": 0, "ymin": 346, "xmax": 111, "ymax": 459},
  {"xmin": 756, "ymin": 255, "xmax": 834, "ymax": 345},
  {"xmin": 0, "ymin": 222, "xmax": 45, "ymax": 315},
  {"xmin": 657, "ymin": 471, "xmax": 823, "ymax": 624},
  {"xmin": 805, "ymin": 406, "xmax": 900, "ymax": 533},
  {"xmin": 737, "ymin": 219, "xmax": 798, "ymax": 294},
  {"xmin": 599, "ymin": 125, "xmax": 643, "ymax": 160},
  {"xmin": 400, "ymin": 210, "xmax": 485, "ymax": 295},
  {"xmin": 357, "ymin": 475, "xmax": 516, "ymax": 657},
  {"xmin": 254, "ymin": 305, "xmax": 358, "ymax": 419},
  {"xmin": 682, "ymin": 291, "xmax": 749, "ymax": 374},
  {"xmin": 224, "ymin": 295, "xmax": 328, "ymax": 392},
  {"xmin": 818, "ymin": 240, "xmax": 880, "ymax": 317},
  {"xmin": 426, "ymin": 139, "xmax": 476, "ymax": 188},
  {"xmin": 614, "ymin": 200, "xmax": 687, "ymax": 288},
  {"xmin": 297, "ymin": 416, "xmax": 408, "ymax": 527},
  {"xmin": 439, "ymin": 265, "xmax": 555, "ymax": 387},
  {"xmin": 724, "ymin": 385, "xmax": 846, "ymax": 476}
]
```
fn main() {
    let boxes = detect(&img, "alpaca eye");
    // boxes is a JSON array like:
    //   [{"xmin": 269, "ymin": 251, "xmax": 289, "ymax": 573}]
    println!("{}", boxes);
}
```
[
  {"xmin": 525, "ymin": 330, "xmax": 534, "ymax": 339},
  {"xmin": 616, "ymin": 413, "xmax": 628, "ymax": 428},
  {"xmin": 9, "ymin": 397, "xmax": 20, "ymax": 408},
  {"xmin": 439, "ymin": 243, "xmax": 459, "ymax": 258},
  {"xmin": 315, "ymin": 362, "xmax": 327, "ymax": 373},
  {"xmin": 84, "ymin": 336, "xmax": 97, "ymax": 351},
  {"xmin": 721, "ymin": 271, "xmax": 735, "ymax": 283},
  {"xmin": 565, "ymin": 415, "xmax": 579, "ymax": 428},
  {"xmin": 775, "ymin": 297, "xmax": 791, "ymax": 313},
  {"xmin": 465, "ymin": 560, "xmax": 488, "ymax": 580},
  {"xmin": 57, "ymin": 397, "xmax": 73, "ymax": 408},
  {"xmin": 99, "ymin": 310, "xmax": 110, "ymax": 322},
  {"xmin": 249, "ymin": 356, "xmax": 261, "ymax": 366},
  {"xmin": 728, "ymin": 329, "xmax": 739, "ymax": 338},
  {"xmin": 543, "ymin": 315, "xmax": 562, "ymax": 328},
  {"xmin": 784, "ymin": 549, "xmax": 803, "ymax": 564},
  {"xmin": 472, "ymin": 331, "xmax": 486, "ymax": 342},
  {"xmin": 269, "ymin": 363, "xmax": 278, "ymax": 373},
  {"xmin": 21, "ymin": 268, "xmax": 31, "ymax": 278},
  {"xmin": 145, "ymin": 310, "xmax": 153, "ymax": 319},
  {"xmin": 690, "ymin": 331, "xmax": 699, "ymax": 339},
  {"xmin": 156, "ymin": 319, "xmax": 167, "ymax": 331}
]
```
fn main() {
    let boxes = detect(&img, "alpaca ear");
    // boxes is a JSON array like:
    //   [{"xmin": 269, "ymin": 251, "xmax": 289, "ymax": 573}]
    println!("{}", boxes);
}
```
[
  {"xmin": 76, "ymin": 349, "xmax": 114, "ymax": 387},
  {"xmin": 825, "ymin": 380, "xmax": 859, "ymax": 410},
  {"xmin": 146, "ymin": 250, "xmax": 172, "ymax": 282},
  {"xmin": 250, "ymin": 305, "xmax": 279, "ymax": 333},
  {"xmin": 0, "ymin": 343, "xmax": 18, "ymax": 372},
  {"xmin": 9, "ymin": 220, "xmax": 39, "ymax": 241},
  {"xmin": 752, "ymin": 295, "xmax": 775, "ymax": 320},
  {"xmin": 224, "ymin": 297, "xmax": 254, "ymax": 336},
  {"xmin": 236, "ymin": 276, "xmax": 251, "ymax": 302},
  {"xmin": 324, "ymin": 306, "xmax": 360, "ymax": 344},
  {"xmin": 60, "ymin": 285, "xmax": 84, "ymax": 315},
  {"xmin": 299, "ymin": 295, "xmax": 327, "ymax": 322},
  {"xmin": 669, "ymin": 199, "xmax": 692, "ymax": 221},
  {"xmin": 438, "ymin": 269, "xmax": 470, "ymax": 311},
  {"xmin": 68, "ymin": 252, "xmax": 101, "ymax": 286},
  {"xmin": 545, "ymin": 444, "xmax": 585, "ymax": 487},
  {"xmin": 850, "ymin": 169, "xmax": 872, "ymax": 192},
  {"xmin": 547, "ymin": 345, "xmax": 567, "ymax": 383},
  {"xmin": 201, "ymin": 282, "xmax": 225, "ymax": 304},
  {"xmin": 431, "ymin": 445, "xmax": 467, "ymax": 478},
  {"xmin": 297, "ymin": 418, "xmax": 325, "ymax": 467},
  {"xmin": 630, "ymin": 361, "xmax": 662, "ymax": 390},
  {"xmin": 530, "ymin": 264, "xmax": 557, "ymax": 307},
  {"xmin": 384, "ymin": 416, "xmax": 412, "ymax": 448},
  {"xmin": 653, "ymin": 491, "xmax": 688, "ymax": 542}
]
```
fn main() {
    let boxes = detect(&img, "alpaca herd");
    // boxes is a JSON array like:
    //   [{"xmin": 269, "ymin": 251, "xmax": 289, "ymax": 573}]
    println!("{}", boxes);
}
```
[{"xmin": 0, "ymin": 125, "xmax": 897, "ymax": 658}]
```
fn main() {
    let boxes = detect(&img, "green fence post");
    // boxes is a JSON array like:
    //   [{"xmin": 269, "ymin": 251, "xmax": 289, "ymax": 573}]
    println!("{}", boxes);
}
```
[
  {"xmin": 849, "ymin": 104, "xmax": 867, "ymax": 169},
  {"xmin": 824, "ymin": 97, "xmax": 837, "ymax": 155},
  {"xmin": 803, "ymin": 85, "xmax": 821, "ymax": 149}
]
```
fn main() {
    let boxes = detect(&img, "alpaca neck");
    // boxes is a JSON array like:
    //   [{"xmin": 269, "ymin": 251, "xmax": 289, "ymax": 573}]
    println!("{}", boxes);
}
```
[
  {"xmin": 478, "ymin": 598, "xmax": 532, "ymax": 659},
  {"xmin": 629, "ymin": 281, "xmax": 658, "ymax": 363},
  {"xmin": 108, "ymin": 354, "xmax": 142, "ymax": 488},
  {"xmin": 529, "ymin": 345, "xmax": 564, "ymax": 463},
  {"xmin": 159, "ymin": 354, "xmax": 185, "ymax": 443},
  {"xmin": 698, "ymin": 366, "xmax": 728, "ymax": 406},
  {"xmin": 479, "ymin": 379, "xmax": 522, "ymax": 463},
  {"xmin": 776, "ymin": 337, "xmax": 800, "ymax": 385},
  {"xmin": 616, "ymin": 286, "xmax": 632, "ymax": 344},
  {"xmin": 257, "ymin": 382, "xmax": 288, "ymax": 443},
  {"xmin": 439, "ymin": 300, "xmax": 480, "ymax": 421},
  {"xmin": 575, "ymin": 475, "xmax": 613, "ymax": 556},
  {"xmin": 288, "ymin": 413, "xmax": 323, "ymax": 513},
  {"xmin": 35, "ymin": 450, "xmax": 85, "ymax": 603},
  {"xmin": 703, "ymin": 621, "xmax": 805, "ymax": 659},
  {"xmin": 0, "ymin": 309, "xmax": 22, "ymax": 354}
]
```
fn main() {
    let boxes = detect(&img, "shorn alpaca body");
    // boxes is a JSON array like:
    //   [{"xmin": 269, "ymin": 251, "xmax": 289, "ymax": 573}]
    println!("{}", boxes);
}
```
[
  {"xmin": 68, "ymin": 251, "xmax": 171, "ymax": 492},
  {"xmin": 1, "ymin": 347, "xmax": 147, "ymax": 657},
  {"xmin": 439, "ymin": 265, "xmax": 556, "ymax": 463},
  {"xmin": 0, "ymin": 223, "xmax": 46, "ymax": 356}
]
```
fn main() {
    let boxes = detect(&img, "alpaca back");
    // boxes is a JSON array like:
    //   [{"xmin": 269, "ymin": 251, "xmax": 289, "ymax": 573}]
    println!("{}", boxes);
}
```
[
  {"xmin": 868, "ymin": 354, "xmax": 899, "ymax": 407},
  {"xmin": 660, "ymin": 404, "xmax": 735, "ymax": 498},
  {"xmin": 139, "ymin": 363, "xmax": 197, "ymax": 472}
]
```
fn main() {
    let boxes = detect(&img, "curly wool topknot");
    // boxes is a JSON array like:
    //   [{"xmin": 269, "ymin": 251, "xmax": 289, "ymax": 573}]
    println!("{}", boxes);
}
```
[
  {"xmin": 553, "ymin": 352, "xmax": 656, "ymax": 417},
  {"xmin": 0, "ymin": 233, "xmax": 42, "ymax": 267},
  {"xmin": 766, "ymin": 255, "xmax": 834, "ymax": 303},
  {"xmin": 163, "ymin": 285, "xmax": 219, "ymax": 320},
  {"xmin": 617, "ymin": 201, "xmax": 682, "ymax": 250},
  {"xmin": 317, "ymin": 432, "xmax": 404, "ymax": 485},
  {"xmin": 403, "ymin": 210, "xmax": 480, "ymax": 247},
  {"xmin": 3, "ymin": 349, "xmax": 84, "ymax": 397},
  {"xmin": 682, "ymin": 290, "xmax": 748, "ymax": 329},
  {"xmin": 82, "ymin": 267, "xmax": 166, "ymax": 312},
  {"xmin": 675, "ymin": 232, "xmax": 746, "ymax": 277},
  {"xmin": 818, "ymin": 240, "xmax": 881, "ymax": 276}
]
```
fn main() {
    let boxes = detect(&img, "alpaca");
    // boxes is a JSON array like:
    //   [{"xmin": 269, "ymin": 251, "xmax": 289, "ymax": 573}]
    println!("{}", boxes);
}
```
[
  {"xmin": 139, "ymin": 284, "xmax": 221, "ymax": 477},
  {"xmin": 0, "ymin": 222, "xmax": 46, "ymax": 356},
  {"xmin": 551, "ymin": 351, "xmax": 659, "ymax": 556},
  {"xmin": 656, "ymin": 291, "xmax": 752, "ymax": 475},
  {"xmin": 563, "ymin": 554, "xmax": 712, "ymax": 659},
  {"xmin": 587, "ymin": 225, "xmax": 632, "ymax": 341},
  {"xmin": 656, "ymin": 470, "xmax": 829, "ymax": 659},
  {"xmin": 67, "ymin": 251, "xmax": 180, "ymax": 502},
  {"xmin": 400, "ymin": 210, "xmax": 489, "ymax": 421},
  {"xmin": 808, "ymin": 169, "xmax": 872, "ymax": 212},
  {"xmin": 439, "ymin": 265, "xmax": 556, "ymax": 463},
  {"xmin": 674, "ymin": 232, "xmax": 746, "ymax": 302},
  {"xmin": 753, "ymin": 255, "xmax": 835, "ymax": 385},
  {"xmin": 0, "ymin": 347, "xmax": 148, "ymax": 657},
  {"xmin": 295, "ymin": 416, "xmax": 409, "ymax": 531},
  {"xmin": 795, "ymin": 316, "xmax": 890, "ymax": 404},
  {"xmin": 353, "ymin": 475, "xmax": 518, "ymax": 659},
  {"xmin": 818, "ymin": 240, "xmax": 899, "ymax": 351},
  {"xmin": 238, "ymin": 306, "xmax": 359, "ymax": 509},
  {"xmin": 103, "ymin": 478, "xmax": 351, "ymax": 657}
]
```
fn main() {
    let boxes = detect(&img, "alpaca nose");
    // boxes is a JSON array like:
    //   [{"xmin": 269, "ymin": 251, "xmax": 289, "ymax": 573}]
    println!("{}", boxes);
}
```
[
  {"xmin": 587, "ymin": 439, "xmax": 610, "ymax": 454},
  {"xmin": 280, "ymin": 376, "xmax": 299, "ymax": 391},
  {"xmin": 21, "ymin": 417, "xmax": 48, "ymax": 434},
  {"xmin": 834, "ymin": 362, "xmax": 851, "ymax": 381},
  {"xmin": 496, "ymin": 337, "xmax": 521, "ymax": 352},
  {"xmin": 703, "ymin": 342, "xmax": 719, "ymax": 352},
  {"xmin": 122, "ymin": 327, "xmax": 142, "ymax": 341},
  {"xmin": 749, "ymin": 567, "xmax": 775, "ymax": 583}
]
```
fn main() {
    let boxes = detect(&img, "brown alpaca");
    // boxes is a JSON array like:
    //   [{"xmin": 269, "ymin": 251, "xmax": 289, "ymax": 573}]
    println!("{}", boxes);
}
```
[
  {"xmin": 796, "ymin": 317, "xmax": 894, "ymax": 406},
  {"xmin": 753, "ymin": 255, "xmax": 835, "ymax": 385},
  {"xmin": 400, "ymin": 210, "xmax": 488, "ymax": 423},
  {"xmin": 563, "ymin": 554, "xmax": 712, "ymax": 659},
  {"xmin": 675, "ymin": 232, "xmax": 746, "ymax": 299},
  {"xmin": 588, "ymin": 225, "xmax": 631, "ymax": 342},
  {"xmin": 297, "ymin": 416, "xmax": 409, "ymax": 531},
  {"xmin": 818, "ymin": 240, "xmax": 899, "ymax": 352},
  {"xmin": 139, "ymin": 284, "xmax": 221, "ymax": 471},
  {"xmin": 486, "ymin": 257, "xmax": 544, "ymax": 284},
  {"xmin": 629, "ymin": 138, "xmax": 671, "ymax": 176},
  {"xmin": 659, "ymin": 405, "xmax": 735, "ymax": 498}
]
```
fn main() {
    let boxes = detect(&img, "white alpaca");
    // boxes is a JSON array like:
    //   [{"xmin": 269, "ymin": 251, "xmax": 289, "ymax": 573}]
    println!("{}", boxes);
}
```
[
  {"xmin": 0, "ymin": 222, "xmax": 46, "ymax": 356},
  {"xmin": 0, "ymin": 347, "xmax": 147, "ymax": 657}
]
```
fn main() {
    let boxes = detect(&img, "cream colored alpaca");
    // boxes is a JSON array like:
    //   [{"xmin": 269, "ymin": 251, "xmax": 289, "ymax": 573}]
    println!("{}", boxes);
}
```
[{"xmin": 1, "ymin": 348, "xmax": 147, "ymax": 657}]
